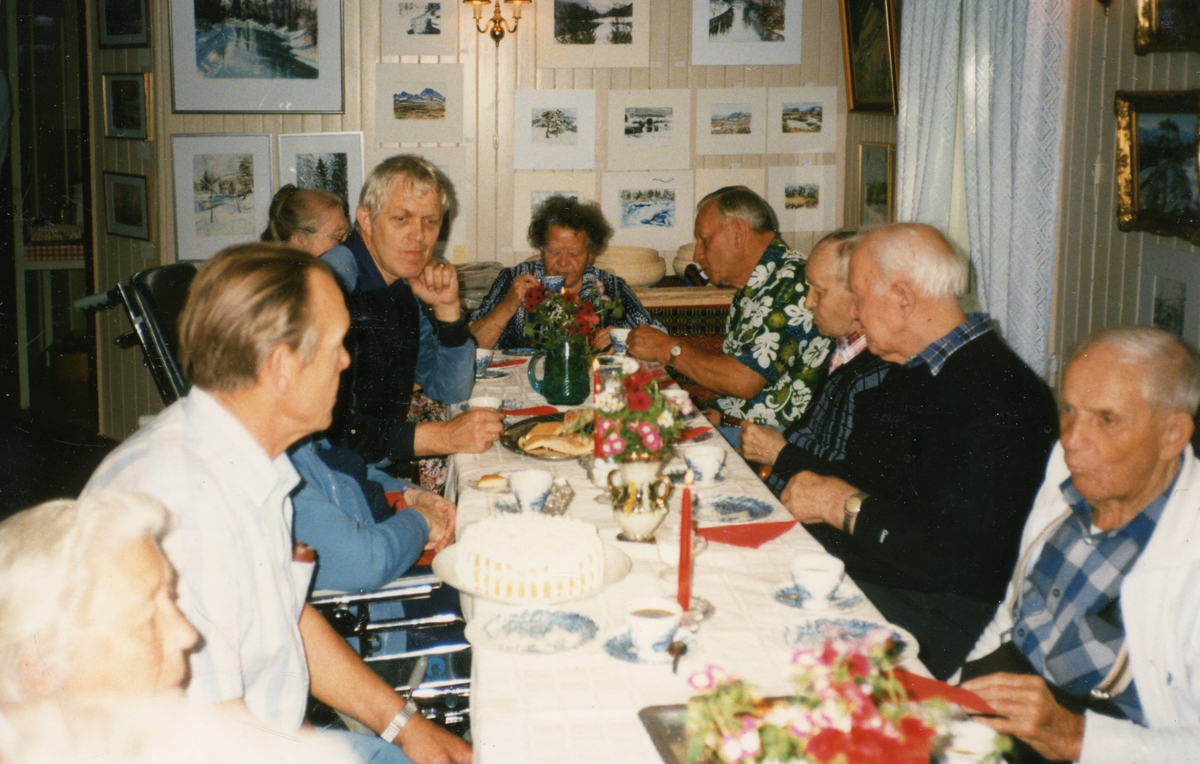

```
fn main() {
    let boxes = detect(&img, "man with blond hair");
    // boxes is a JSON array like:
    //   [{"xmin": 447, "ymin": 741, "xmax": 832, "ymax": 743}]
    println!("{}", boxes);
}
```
[{"xmin": 780, "ymin": 222, "xmax": 1058, "ymax": 679}]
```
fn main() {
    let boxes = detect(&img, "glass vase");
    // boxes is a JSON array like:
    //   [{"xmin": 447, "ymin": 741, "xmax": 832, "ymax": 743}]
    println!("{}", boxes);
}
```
[{"xmin": 528, "ymin": 334, "xmax": 590, "ymax": 405}]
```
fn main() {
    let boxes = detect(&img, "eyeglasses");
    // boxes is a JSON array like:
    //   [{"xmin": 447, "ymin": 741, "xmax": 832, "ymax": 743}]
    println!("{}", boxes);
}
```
[{"xmin": 303, "ymin": 227, "xmax": 351, "ymax": 243}]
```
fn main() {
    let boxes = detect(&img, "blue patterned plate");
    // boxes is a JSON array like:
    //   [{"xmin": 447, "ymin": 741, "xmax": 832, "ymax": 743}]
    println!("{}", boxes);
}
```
[
  {"xmin": 466, "ymin": 610, "xmax": 599, "ymax": 654},
  {"xmin": 783, "ymin": 618, "xmax": 917, "ymax": 661},
  {"xmin": 503, "ymin": 348, "xmax": 538, "ymax": 357},
  {"xmin": 774, "ymin": 584, "xmax": 864, "ymax": 612},
  {"xmin": 604, "ymin": 630, "xmax": 698, "ymax": 665},
  {"xmin": 475, "ymin": 369, "xmax": 509, "ymax": 380},
  {"xmin": 693, "ymin": 495, "xmax": 774, "ymax": 523}
]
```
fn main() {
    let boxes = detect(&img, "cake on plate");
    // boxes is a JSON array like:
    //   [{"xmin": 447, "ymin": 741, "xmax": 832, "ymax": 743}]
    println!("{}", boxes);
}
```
[{"xmin": 455, "ymin": 514, "xmax": 605, "ymax": 600}]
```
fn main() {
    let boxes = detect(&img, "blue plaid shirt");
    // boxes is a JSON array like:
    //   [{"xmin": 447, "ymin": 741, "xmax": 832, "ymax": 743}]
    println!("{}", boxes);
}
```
[
  {"xmin": 906, "ymin": 312, "xmax": 993, "ymax": 376},
  {"xmin": 1010, "ymin": 467, "xmax": 1176, "ymax": 724}
]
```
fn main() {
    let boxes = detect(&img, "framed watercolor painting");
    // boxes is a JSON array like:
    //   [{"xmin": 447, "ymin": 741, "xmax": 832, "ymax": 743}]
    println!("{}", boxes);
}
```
[
  {"xmin": 605, "ymin": 89, "xmax": 691, "ymax": 171},
  {"xmin": 838, "ymin": 0, "xmax": 899, "ymax": 114},
  {"xmin": 767, "ymin": 165, "xmax": 838, "ymax": 232},
  {"xmin": 104, "ymin": 172, "xmax": 151, "ymax": 240},
  {"xmin": 691, "ymin": 0, "xmax": 802, "ymax": 66},
  {"xmin": 766, "ymin": 87, "xmax": 838, "ymax": 154},
  {"xmin": 694, "ymin": 88, "xmax": 767, "ymax": 156},
  {"xmin": 1115, "ymin": 90, "xmax": 1200, "ymax": 246},
  {"xmin": 278, "ymin": 132, "xmax": 364, "ymax": 212},
  {"xmin": 536, "ymin": 0, "xmax": 649, "ymax": 68},
  {"xmin": 382, "ymin": 0, "xmax": 459, "ymax": 57},
  {"xmin": 169, "ymin": 0, "xmax": 343, "ymax": 112},
  {"xmin": 601, "ymin": 170, "xmax": 695, "ymax": 251},
  {"xmin": 1138, "ymin": 242, "xmax": 1200, "ymax": 345},
  {"xmin": 103, "ymin": 73, "xmax": 152, "ymax": 140},
  {"xmin": 857, "ymin": 142, "xmax": 893, "ymax": 227},
  {"xmin": 375, "ymin": 65, "xmax": 464, "ymax": 145},
  {"xmin": 99, "ymin": 0, "xmax": 150, "ymax": 47},
  {"xmin": 1135, "ymin": 0, "xmax": 1200, "ymax": 55},
  {"xmin": 172, "ymin": 134, "xmax": 272, "ymax": 260},
  {"xmin": 513, "ymin": 89, "xmax": 597, "ymax": 170}
]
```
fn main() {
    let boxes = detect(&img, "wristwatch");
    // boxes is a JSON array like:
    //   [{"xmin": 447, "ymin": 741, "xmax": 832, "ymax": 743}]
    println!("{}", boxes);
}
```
[
  {"xmin": 667, "ymin": 342, "xmax": 684, "ymax": 367},
  {"xmin": 380, "ymin": 698, "xmax": 420, "ymax": 743},
  {"xmin": 843, "ymin": 491, "xmax": 868, "ymax": 534}
]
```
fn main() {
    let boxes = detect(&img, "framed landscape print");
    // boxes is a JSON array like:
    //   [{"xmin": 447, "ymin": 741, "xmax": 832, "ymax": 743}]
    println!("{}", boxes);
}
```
[
  {"xmin": 513, "ymin": 89, "xmax": 597, "ymax": 170},
  {"xmin": 99, "ymin": 0, "xmax": 150, "ymax": 47},
  {"xmin": 694, "ymin": 88, "xmax": 767, "ymax": 156},
  {"xmin": 382, "ymin": 0, "xmax": 459, "ymax": 57},
  {"xmin": 605, "ymin": 89, "xmax": 691, "ymax": 171},
  {"xmin": 375, "ymin": 65, "xmax": 464, "ymax": 145},
  {"xmin": 278, "ymin": 132, "xmax": 364, "ymax": 212},
  {"xmin": 766, "ymin": 87, "xmax": 838, "ymax": 154},
  {"xmin": 103, "ymin": 73, "xmax": 152, "ymax": 140},
  {"xmin": 858, "ymin": 142, "xmax": 893, "ymax": 227},
  {"xmin": 690, "ymin": 0, "xmax": 802, "ymax": 66},
  {"xmin": 601, "ymin": 170, "xmax": 695, "ymax": 251},
  {"xmin": 172, "ymin": 134, "xmax": 272, "ymax": 260},
  {"xmin": 1138, "ymin": 242, "xmax": 1200, "ymax": 345},
  {"xmin": 169, "ymin": 0, "xmax": 343, "ymax": 112},
  {"xmin": 1135, "ymin": 0, "xmax": 1200, "ymax": 55},
  {"xmin": 512, "ymin": 171, "xmax": 598, "ymax": 254},
  {"xmin": 104, "ymin": 173, "xmax": 151, "ymax": 240},
  {"xmin": 1115, "ymin": 90, "xmax": 1200, "ymax": 246},
  {"xmin": 767, "ymin": 165, "xmax": 838, "ymax": 231},
  {"xmin": 536, "ymin": 0, "xmax": 649, "ymax": 68},
  {"xmin": 839, "ymin": 0, "xmax": 899, "ymax": 114}
]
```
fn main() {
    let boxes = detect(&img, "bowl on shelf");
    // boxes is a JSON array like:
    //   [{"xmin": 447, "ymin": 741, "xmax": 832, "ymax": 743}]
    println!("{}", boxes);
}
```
[
  {"xmin": 673, "ymin": 242, "xmax": 696, "ymax": 277},
  {"xmin": 595, "ymin": 246, "xmax": 666, "ymax": 287}
]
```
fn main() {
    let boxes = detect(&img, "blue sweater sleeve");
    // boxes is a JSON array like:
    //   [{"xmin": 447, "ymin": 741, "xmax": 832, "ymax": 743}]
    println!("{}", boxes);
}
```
[{"xmin": 414, "ymin": 310, "xmax": 475, "ymax": 404}]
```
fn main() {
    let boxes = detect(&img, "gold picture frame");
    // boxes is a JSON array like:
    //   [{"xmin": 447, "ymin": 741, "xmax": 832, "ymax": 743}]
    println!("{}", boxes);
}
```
[
  {"xmin": 838, "ymin": 0, "xmax": 899, "ymax": 114},
  {"xmin": 1114, "ymin": 90, "xmax": 1200, "ymax": 246},
  {"xmin": 102, "ymin": 73, "xmax": 152, "ymax": 140},
  {"xmin": 858, "ymin": 141, "xmax": 894, "ymax": 227},
  {"xmin": 1135, "ymin": 0, "xmax": 1200, "ymax": 55}
]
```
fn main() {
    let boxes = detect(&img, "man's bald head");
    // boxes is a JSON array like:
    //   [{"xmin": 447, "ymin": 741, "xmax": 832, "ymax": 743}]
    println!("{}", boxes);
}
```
[{"xmin": 856, "ymin": 223, "xmax": 968, "ymax": 301}]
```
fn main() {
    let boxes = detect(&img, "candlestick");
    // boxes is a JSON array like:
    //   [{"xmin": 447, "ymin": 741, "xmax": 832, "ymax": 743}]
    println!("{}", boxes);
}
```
[
  {"xmin": 592, "ymin": 357, "xmax": 601, "ymax": 458},
  {"xmin": 678, "ymin": 469, "xmax": 693, "ymax": 612}
]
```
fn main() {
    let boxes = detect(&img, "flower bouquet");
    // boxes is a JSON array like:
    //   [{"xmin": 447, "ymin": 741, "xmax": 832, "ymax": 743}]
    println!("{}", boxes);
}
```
[
  {"xmin": 594, "ymin": 359, "xmax": 687, "ymax": 462},
  {"xmin": 522, "ymin": 282, "xmax": 623, "ymax": 348}
]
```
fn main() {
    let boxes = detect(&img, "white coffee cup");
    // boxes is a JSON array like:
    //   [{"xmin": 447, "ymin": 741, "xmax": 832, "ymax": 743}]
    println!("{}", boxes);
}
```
[
  {"xmin": 790, "ymin": 553, "xmax": 845, "ymax": 606},
  {"xmin": 510, "ymin": 469, "xmax": 555, "ymax": 513},
  {"xmin": 626, "ymin": 596, "xmax": 683, "ymax": 655},
  {"xmin": 655, "ymin": 523, "xmax": 708, "ymax": 567},
  {"xmin": 610, "ymin": 327, "xmax": 631, "ymax": 354},
  {"xmin": 467, "ymin": 396, "xmax": 502, "ymax": 411},
  {"xmin": 475, "ymin": 348, "xmax": 495, "ymax": 376},
  {"xmin": 682, "ymin": 446, "xmax": 726, "ymax": 484}
]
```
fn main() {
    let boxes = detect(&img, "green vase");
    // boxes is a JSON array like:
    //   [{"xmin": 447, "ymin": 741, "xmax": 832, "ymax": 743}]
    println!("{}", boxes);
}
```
[{"xmin": 528, "ymin": 335, "xmax": 590, "ymax": 405}]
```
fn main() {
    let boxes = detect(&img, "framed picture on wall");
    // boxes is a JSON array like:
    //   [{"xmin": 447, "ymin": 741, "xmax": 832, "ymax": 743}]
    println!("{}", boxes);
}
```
[
  {"xmin": 601, "ymin": 170, "xmax": 695, "ymax": 251},
  {"xmin": 278, "ymin": 132, "xmax": 364, "ymax": 212},
  {"xmin": 694, "ymin": 88, "xmax": 767, "ymax": 156},
  {"xmin": 513, "ymin": 89, "xmax": 597, "ymax": 170},
  {"xmin": 767, "ymin": 165, "xmax": 838, "ymax": 232},
  {"xmin": 382, "ymin": 0, "xmax": 459, "ymax": 57},
  {"xmin": 375, "ymin": 65, "xmax": 465, "ymax": 145},
  {"xmin": 172, "ymin": 134, "xmax": 272, "ymax": 260},
  {"xmin": 99, "ymin": 0, "xmax": 150, "ymax": 48},
  {"xmin": 104, "ymin": 172, "xmax": 151, "ymax": 240},
  {"xmin": 1135, "ymin": 0, "xmax": 1200, "ymax": 55},
  {"xmin": 838, "ymin": 0, "xmax": 899, "ymax": 114},
  {"xmin": 535, "ymin": 0, "xmax": 650, "ymax": 68},
  {"xmin": 605, "ymin": 89, "xmax": 691, "ymax": 171},
  {"xmin": 766, "ymin": 87, "xmax": 838, "ymax": 154},
  {"xmin": 103, "ymin": 73, "xmax": 152, "ymax": 140},
  {"xmin": 169, "ymin": 0, "xmax": 343, "ymax": 112},
  {"xmin": 1138, "ymin": 242, "xmax": 1200, "ymax": 344},
  {"xmin": 858, "ymin": 141, "xmax": 893, "ymax": 226},
  {"xmin": 1114, "ymin": 90, "xmax": 1200, "ymax": 246},
  {"xmin": 690, "ymin": 0, "xmax": 802, "ymax": 66}
]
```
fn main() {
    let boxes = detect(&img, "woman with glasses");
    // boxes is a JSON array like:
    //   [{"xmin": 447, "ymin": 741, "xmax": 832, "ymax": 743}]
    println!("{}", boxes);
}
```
[
  {"xmin": 469, "ymin": 195, "xmax": 663, "ymax": 350},
  {"xmin": 262, "ymin": 185, "xmax": 351, "ymax": 256}
]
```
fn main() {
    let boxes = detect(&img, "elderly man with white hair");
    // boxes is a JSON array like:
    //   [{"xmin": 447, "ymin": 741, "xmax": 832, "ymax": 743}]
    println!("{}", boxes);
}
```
[
  {"xmin": 780, "ymin": 222, "xmax": 1059, "ymax": 680},
  {"xmin": 960, "ymin": 327, "xmax": 1200, "ymax": 764}
]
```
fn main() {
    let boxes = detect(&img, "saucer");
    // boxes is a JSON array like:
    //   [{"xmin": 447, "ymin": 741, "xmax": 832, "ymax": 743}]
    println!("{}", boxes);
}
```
[
  {"xmin": 504, "ymin": 348, "xmax": 537, "ymax": 357},
  {"xmin": 604, "ymin": 630, "xmax": 697, "ymax": 665},
  {"xmin": 667, "ymin": 471, "xmax": 727, "ymax": 488},
  {"xmin": 783, "ymin": 618, "xmax": 917, "ymax": 662},
  {"xmin": 466, "ymin": 610, "xmax": 598, "ymax": 654},
  {"xmin": 774, "ymin": 584, "xmax": 863, "ymax": 612},
  {"xmin": 693, "ymin": 495, "xmax": 774, "ymax": 523},
  {"xmin": 476, "ymin": 369, "xmax": 509, "ymax": 380}
]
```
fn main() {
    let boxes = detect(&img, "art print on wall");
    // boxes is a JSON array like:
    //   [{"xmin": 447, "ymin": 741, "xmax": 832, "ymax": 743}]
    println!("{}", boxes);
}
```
[
  {"xmin": 375, "ymin": 65, "xmax": 465, "ymax": 145},
  {"xmin": 169, "ymin": 0, "xmax": 343, "ymax": 112},
  {"xmin": 536, "ymin": 0, "xmax": 649, "ymax": 68},
  {"xmin": 602, "ymin": 171, "xmax": 695, "ymax": 251},
  {"xmin": 512, "ymin": 171, "xmax": 598, "ymax": 254},
  {"xmin": 605, "ymin": 89, "xmax": 691, "ymax": 170},
  {"xmin": 278, "ymin": 132, "xmax": 364, "ymax": 212},
  {"xmin": 695, "ymin": 88, "xmax": 767, "ymax": 156},
  {"xmin": 104, "ymin": 173, "xmax": 151, "ymax": 240},
  {"xmin": 513, "ymin": 90, "xmax": 597, "ymax": 170},
  {"xmin": 767, "ymin": 165, "xmax": 838, "ymax": 231},
  {"xmin": 382, "ymin": 0, "xmax": 459, "ymax": 57},
  {"xmin": 1139, "ymin": 243, "xmax": 1200, "ymax": 344},
  {"xmin": 1115, "ymin": 90, "xmax": 1200, "ymax": 246},
  {"xmin": 172, "ymin": 134, "xmax": 272, "ymax": 260},
  {"xmin": 839, "ymin": 0, "xmax": 898, "ymax": 113},
  {"xmin": 1135, "ymin": 0, "xmax": 1200, "ymax": 55},
  {"xmin": 99, "ymin": 0, "xmax": 149, "ymax": 47},
  {"xmin": 767, "ymin": 87, "xmax": 838, "ymax": 154},
  {"xmin": 691, "ymin": 0, "xmax": 802, "ymax": 66},
  {"xmin": 103, "ymin": 73, "xmax": 152, "ymax": 140},
  {"xmin": 858, "ymin": 142, "xmax": 893, "ymax": 227}
]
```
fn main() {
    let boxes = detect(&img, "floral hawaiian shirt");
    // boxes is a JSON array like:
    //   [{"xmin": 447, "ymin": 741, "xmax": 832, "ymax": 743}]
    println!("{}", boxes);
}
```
[{"xmin": 716, "ymin": 238, "xmax": 830, "ymax": 427}]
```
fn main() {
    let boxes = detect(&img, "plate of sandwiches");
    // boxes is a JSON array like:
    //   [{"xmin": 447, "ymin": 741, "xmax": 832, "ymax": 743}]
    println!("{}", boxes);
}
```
[{"xmin": 500, "ymin": 411, "xmax": 593, "ymax": 460}]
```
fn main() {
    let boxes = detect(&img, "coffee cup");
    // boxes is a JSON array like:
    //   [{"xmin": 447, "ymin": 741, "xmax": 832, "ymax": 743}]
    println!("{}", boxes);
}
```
[
  {"xmin": 609, "ymin": 327, "xmax": 631, "ymax": 354},
  {"xmin": 541, "ymin": 275, "xmax": 565, "ymax": 292},
  {"xmin": 682, "ymin": 446, "xmax": 726, "ymax": 484},
  {"xmin": 466, "ymin": 396, "xmax": 502, "ymax": 411},
  {"xmin": 790, "ymin": 553, "xmax": 844, "ymax": 607},
  {"xmin": 475, "ymin": 348, "xmax": 495, "ymax": 376},
  {"xmin": 510, "ymin": 469, "xmax": 555, "ymax": 513},
  {"xmin": 626, "ymin": 596, "xmax": 682, "ymax": 655},
  {"xmin": 655, "ymin": 523, "xmax": 708, "ymax": 567}
]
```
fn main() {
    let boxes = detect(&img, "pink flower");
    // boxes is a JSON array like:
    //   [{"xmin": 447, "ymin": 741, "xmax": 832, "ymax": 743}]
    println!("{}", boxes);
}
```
[{"xmin": 719, "ymin": 718, "xmax": 762, "ymax": 764}]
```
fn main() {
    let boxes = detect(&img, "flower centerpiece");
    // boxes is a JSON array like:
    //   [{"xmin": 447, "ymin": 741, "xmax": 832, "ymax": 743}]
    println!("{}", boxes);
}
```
[
  {"xmin": 594, "ymin": 358, "xmax": 688, "ymax": 462},
  {"xmin": 685, "ymin": 629, "xmax": 990, "ymax": 764},
  {"xmin": 521, "ymin": 283, "xmax": 623, "ymax": 348}
]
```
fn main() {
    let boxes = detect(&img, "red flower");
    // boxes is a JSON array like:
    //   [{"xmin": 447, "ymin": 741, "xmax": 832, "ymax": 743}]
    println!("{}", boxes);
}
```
[
  {"xmin": 627, "ymin": 390, "xmax": 652, "ymax": 412},
  {"xmin": 524, "ymin": 284, "xmax": 547, "ymax": 311},
  {"xmin": 805, "ymin": 728, "xmax": 849, "ymax": 764}
]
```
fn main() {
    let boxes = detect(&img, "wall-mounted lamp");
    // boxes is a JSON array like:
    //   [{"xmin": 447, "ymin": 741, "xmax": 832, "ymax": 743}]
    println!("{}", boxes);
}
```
[{"xmin": 464, "ymin": 0, "xmax": 532, "ymax": 46}]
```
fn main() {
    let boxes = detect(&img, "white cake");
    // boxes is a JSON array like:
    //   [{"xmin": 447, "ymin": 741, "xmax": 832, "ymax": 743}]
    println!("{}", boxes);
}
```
[{"xmin": 455, "ymin": 514, "xmax": 605, "ymax": 600}]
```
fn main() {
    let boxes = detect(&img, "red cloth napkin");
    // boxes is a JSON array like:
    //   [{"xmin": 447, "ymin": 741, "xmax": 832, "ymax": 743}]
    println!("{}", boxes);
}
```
[
  {"xmin": 892, "ymin": 668, "xmax": 997, "ymax": 715},
  {"xmin": 678, "ymin": 426, "xmax": 713, "ymax": 442},
  {"xmin": 502, "ymin": 406, "xmax": 559, "ymax": 416},
  {"xmin": 697, "ymin": 520, "xmax": 797, "ymax": 549},
  {"xmin": 489, "ymin": 358, "xmax": 528, "ymax": 368}
]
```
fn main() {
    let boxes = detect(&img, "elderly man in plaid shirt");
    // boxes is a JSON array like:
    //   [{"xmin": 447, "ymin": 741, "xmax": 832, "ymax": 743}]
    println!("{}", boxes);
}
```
[{"xmin": 960, "ymin": 327, "xmax": 1200, "ymax": 764}]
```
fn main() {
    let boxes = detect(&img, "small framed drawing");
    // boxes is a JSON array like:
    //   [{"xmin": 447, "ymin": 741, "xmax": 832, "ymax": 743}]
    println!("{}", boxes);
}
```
[
  {"xmin": 691, "ymin": 0, "xmax": 802, "ymax": 66},
  {"xmin": 382, "ymin": 0, "xmax": 459, "ymax": 57},
  {"xmin": 695, "ymin": 88, "xmax": 767, "ymax": 156},
  {"xmin": 512, "ymin": 171, "xmax": 598, "ymax": 254},
  {"xmin": 1138, "ymin": 242, "xmax": 1200, "ymax": 344},
  {"xmin": 169, "ymin": 0, "xmax": 343, "ymax": 112},
  {"xmin": 375, "ymin": 64, "xmax": 464, "ymax": 145},
  {"xmin": 695, "ymin": 167, "xmax": 767, "ymax": 201},
  {"xmin": 1136, "ymin": 0, "xmax": 1200, "ymax": 55},
  {"xmin": 172, "ymin": 134, "xmax": 272, "ymax": 261},
  {"xmin": 766, "ymin": 87, "xmax": 838, "ymax": 154},
  {"xmin": 605, "ymin": 89, "xmax": 691, "ymax": 171},
  {"xmin": 767, "ymin": 165, "xmax": 838, "ymax": 232},
  {"xmin": 1115, "ymin": 90, "xmax": 1200, "ymax": 246},
  {"xmin": 278, "ymin": 132, "xmax": 365, "ymax": 212},
  {"xmin": 99, "ymin": 0, "xmax": 150, "ymax": 48},
  {"xmin": 858, "ymin": 142, "xmax": 893, "ymax": 227},
  {"xmin": 104, "ymin": 172, "xmax": 151, "ymax": 240},
  {"xmin": 513, "ymin": 90, "xmax": 597, "ymax": 170},
  {"xmin": 103, "ymin": 73, "xmax": 152, "ymax": 140},
  {"xmin": 839, "ymin": 0, "xmax": 899, "ymax": 114},
  {"xmin": 536, "ymin": 0, "xmax": 649, "ymax": 68},
  {"xmin": 601, "ymin": 170, "xmax": 695, "ymax": 251}
]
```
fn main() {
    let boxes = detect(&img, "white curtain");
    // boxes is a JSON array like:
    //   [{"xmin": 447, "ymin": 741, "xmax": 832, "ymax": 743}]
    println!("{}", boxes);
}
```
[{"xmin": 896, "ymin": 0, "xmax": 1066, "ymax": 376}]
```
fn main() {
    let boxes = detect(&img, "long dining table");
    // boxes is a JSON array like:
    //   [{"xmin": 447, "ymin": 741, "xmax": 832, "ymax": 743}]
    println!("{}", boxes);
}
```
[{"xmin": 446, "ymin": 351, "xmax": 931, "ymax": 764}]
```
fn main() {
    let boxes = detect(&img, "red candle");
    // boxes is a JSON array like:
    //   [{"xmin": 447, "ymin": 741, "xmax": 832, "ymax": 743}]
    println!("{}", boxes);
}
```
[
  {"xmin": 678, "ymin": 469, "xmax": 693, "ymax": 612},
  {"xmin": 592, "ymin": 357, "xmax": 602, "ymax": 458}
]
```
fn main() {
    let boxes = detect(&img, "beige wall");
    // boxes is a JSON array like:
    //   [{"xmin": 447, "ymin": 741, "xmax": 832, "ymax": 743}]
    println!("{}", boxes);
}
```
[{"xmin": 88, "ymin": 0, "xmax": 891, "ymax": 438}]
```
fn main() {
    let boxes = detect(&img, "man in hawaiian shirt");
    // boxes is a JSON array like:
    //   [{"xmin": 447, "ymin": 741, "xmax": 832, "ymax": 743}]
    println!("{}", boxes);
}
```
[{"xmin": 627, "ymin": 186, "xmax": 829, "ymax": 437}]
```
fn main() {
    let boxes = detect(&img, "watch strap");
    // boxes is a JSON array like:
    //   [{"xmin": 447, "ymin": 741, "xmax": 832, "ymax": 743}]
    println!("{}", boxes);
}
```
[
  {"xmin": 842, "ymin": 491, "xmax": 868, "ymax": 534},
  {"xmin": 380, "ymin": 699, "xmax": 420, "ymax": 743}
]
